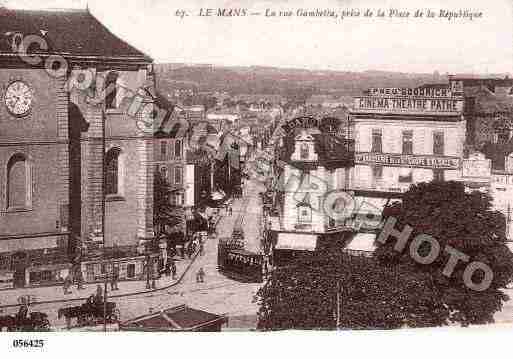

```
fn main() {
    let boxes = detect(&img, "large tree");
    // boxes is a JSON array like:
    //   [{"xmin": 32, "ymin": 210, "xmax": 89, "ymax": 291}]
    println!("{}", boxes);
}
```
[
  {"xmin": 376, "ymin": 181, "xmax": 513, "ymax": 325},
  {"xmin": 255, "ymin": 181, "xmax": 513, "ymax": 329},
  {"xmin": 255, "ymin": 252, "xmax": 448, "ymax": 330}
]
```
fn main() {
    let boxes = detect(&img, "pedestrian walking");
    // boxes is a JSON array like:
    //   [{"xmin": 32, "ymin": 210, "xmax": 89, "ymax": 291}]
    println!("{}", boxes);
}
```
[
  {"xmin": 144, "ymin": 254, "xmax": 152, "ymax": 289},
  {"xmin": 75, "ymin": 267, "xmax": 84, "ymax": 290},
  {"xmin": 111, "ymin": 264, "xmax": 119, "ymax": 290},
  {"xmin": 171, "ymin": 260, "xmax": 177, "ymax": 280},
  {"xmin": 171, "ymin": 260, "xmax": 177, "ymax": 279},
  {"xmin": 164, "ymin": 261, "xmax": 171, "ymax": 277},
  {"xmin": 94, "ymin": 285, "xmax": 103, "ymax": 304},
  {"xmin": 196, "ymin": 267, "xmax": 205, "ymax": 283},
  {"xmin": 184, "ymin": 242, "xmax": 191, "ymax": 259},
  {"xmin": 228, "ymin": 205, "xmax": 233, "ymax": 216},
  {"xmin": 63, "ymin": 273, "xmax": 72, "ymax": 295}
]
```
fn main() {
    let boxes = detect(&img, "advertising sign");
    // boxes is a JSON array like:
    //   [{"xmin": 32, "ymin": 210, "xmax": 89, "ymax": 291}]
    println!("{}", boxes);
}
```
[
  {"xmin": 353, "ymin": 86, "xmax": 464, "ymax": 115},
  {"xmin": 368, "ymin": 87, "xmax": 453, "ymax": 97},
  {"xmin": 355, "ymin": 152, "xmax": 460, "ymax": 169},
  {"xmin": 462, "ymin": 158, "xmax": 491, "ymax": 179},
  {"xmin": 353, "ymin": 96, "xmax": 464, "ymax": 114}
]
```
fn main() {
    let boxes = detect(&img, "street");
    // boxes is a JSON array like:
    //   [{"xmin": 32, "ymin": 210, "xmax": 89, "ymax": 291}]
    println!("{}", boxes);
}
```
[{"xmin": 0, "ymin": 178, "xmax": 267, "ymax": 331}]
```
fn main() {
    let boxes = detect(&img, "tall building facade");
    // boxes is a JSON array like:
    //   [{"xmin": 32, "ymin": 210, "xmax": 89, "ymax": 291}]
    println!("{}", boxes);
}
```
[
  {"xmin": 0, "ymin": 8, "xmax": 156, "ymax": 287},
  {"xmin": 346, "ymin": 86, "xmax": 467, "ymax": 251},
  {"xmin": 269, "ymin": 116, "xmax": 355, "ymax": 264},
  {"xmin": 351, "ymin": 87, "xmax": 466, "ymax": 193}
]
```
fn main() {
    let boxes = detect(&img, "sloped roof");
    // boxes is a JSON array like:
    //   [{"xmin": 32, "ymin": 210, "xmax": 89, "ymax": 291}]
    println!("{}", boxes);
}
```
[
  {"xmin": 279, "ymin": 131, "xmax": 354, "ymax": 170},
  {"xmin": 0, "ymin": 8, "xmax": 151, "ymax": 61},
  {"xmin": 306, "ymin": 95, "xmax": 333, "ymax": 104},
  {"xmin": 186, "ymin": 148, "xmax": 212, "ymax": 164},
  {"xmin": 155, "ymin": 120, "xmax": 189, "ymax": 139},
  {"xmin": 120, "ymin": 305, "xmax": 226, "ymax": 331},
  {"xmin": 233, "ymin": 94, "xmax": 285, "ymax": 104},
  {"xmin": 459, "ymin": 85, "xmax": 513, "ymax": 115}
]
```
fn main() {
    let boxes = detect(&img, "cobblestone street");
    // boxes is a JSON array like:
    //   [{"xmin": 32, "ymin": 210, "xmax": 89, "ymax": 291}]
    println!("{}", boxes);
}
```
[{"xmin": 0, "ymin": 178, "xmax": 267, "ymax": 331}]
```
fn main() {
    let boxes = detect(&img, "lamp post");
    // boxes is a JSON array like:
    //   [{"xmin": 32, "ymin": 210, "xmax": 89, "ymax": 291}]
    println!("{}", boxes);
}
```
[{"xmin": 103, "ymin": 272, "xmax": 108, "ymax": 332}]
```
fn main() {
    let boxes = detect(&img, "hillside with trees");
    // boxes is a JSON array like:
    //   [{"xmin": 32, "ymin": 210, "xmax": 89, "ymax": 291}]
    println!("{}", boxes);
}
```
[{"xmin": 154, "ymin": 64, "xmax": 444, "ymax": 99}]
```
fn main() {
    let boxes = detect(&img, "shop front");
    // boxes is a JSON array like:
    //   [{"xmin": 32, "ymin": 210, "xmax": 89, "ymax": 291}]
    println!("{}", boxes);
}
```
[
  {"xmin": 26, "ymin": 263, "xmax": 72, "ymax": 287},
  {"xmin": 0, "ymin": 247, "xmax": 71, "ymax": 288},
  {"xmin": 80, "ymin": 253, "xmax": 160, "ymax": 283}
]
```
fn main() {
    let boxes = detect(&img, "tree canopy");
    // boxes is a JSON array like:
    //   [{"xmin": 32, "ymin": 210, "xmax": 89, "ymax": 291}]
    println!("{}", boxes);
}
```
[
  {"xmin": 256, "ymin": 181, "xmax": 513, "ymax": 329},
  {"xmin": 255, "ymin": 252, "xmax": 448, "ymax": 330},
  {"xmin": 376, "ymin": 181, "xmax": 513, "ymax": 325}
]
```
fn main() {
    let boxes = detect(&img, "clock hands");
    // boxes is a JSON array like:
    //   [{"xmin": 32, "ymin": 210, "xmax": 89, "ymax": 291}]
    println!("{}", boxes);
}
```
[{"xmin": 5, "ymin": 82, "xmax": 32, "ymax": 115}]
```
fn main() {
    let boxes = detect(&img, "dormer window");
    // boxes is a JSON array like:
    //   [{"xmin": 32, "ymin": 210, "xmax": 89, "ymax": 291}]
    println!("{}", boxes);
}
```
[{"xmin": 297, "ymin": 204, "xmax": 312, "ymax": 224}]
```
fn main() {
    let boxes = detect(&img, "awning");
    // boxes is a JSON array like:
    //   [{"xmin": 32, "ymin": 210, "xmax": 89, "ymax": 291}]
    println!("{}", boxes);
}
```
[
  {"xmin": 345, "ymin": 232, "xmax": 377, "ymax": 252},
  {"xmin": 354, "ymin": 196, "xmax": 392, "ymax": 215},
  {"xmin": 27, "ymin": 262, "xmax": 72, "ymax": 272},
  {"xmin": 211, "ymin": 190, "xmax": 226, "ymax": 200},
  {"xmin": 275, "ymin": 233, "xmax": 318, "ymax": 251}
]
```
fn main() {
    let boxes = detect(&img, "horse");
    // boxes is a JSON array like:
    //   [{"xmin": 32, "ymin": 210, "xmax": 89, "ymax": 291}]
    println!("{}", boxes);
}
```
[
  {"xmin": 29, "ymin": 312, "xmax": 51, "ymax": 330},
  {"xmin": 80, "ymin": 301, "xmax": 119, "ymax": 323},
  {"xmin": 58, "ymin": 305, "xmax": 84, "ymax": 329},
  {"xmin": 0, "ymin": 315, "xmax": 15, "ymax": 331}
]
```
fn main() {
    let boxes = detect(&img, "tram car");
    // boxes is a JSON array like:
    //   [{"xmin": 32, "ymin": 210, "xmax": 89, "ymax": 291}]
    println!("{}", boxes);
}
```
[{"xmin": 218, "ymin": 247, "xmax": 263, "ymax": 283}]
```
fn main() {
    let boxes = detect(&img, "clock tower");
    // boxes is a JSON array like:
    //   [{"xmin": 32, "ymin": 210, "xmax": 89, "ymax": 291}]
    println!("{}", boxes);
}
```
[{"xmin": 0, "ymin": 8, "xmax": 156, "ymax": 288}]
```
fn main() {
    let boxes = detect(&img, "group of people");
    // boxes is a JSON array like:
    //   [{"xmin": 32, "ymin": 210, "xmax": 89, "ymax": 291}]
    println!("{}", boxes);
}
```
[
  {"xmin": 62, "ymin": 261, "xmax": 120, "ymax": 295},
  {"xmin": 58, "ymin": 199, "xmax": 234, "ymax": 296}
]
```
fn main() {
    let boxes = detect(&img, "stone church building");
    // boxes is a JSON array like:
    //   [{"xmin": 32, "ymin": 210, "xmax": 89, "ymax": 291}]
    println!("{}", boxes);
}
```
[{"xmin": 0, "ymin": 8, "xmax": 156, "ymax": 287}]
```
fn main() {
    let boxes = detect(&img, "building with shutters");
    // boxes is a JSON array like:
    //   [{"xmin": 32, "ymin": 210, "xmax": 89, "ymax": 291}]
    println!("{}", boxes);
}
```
[
  {"xmin": 0, "ymin": 8, "xmax": 156, "ymax": 287},
  {"xmin": 350, "ymin": 86, "xmax": 466, "ymax": 195},
  {"xmin": 269, "ymin": 116, "xmax": 355, "ymax": 264}
]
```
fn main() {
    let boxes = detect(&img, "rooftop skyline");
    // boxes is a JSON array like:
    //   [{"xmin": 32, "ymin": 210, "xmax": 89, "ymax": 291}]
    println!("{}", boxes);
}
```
[{"xmin": 4, "ymin": 0, "xmax": 512, "ymax": 74}]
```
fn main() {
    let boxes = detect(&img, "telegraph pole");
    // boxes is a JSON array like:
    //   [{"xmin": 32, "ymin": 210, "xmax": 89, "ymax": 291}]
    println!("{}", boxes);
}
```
[
  {"xmin": 103, "ymin": 275, "xmax": 108, "ymax": 332},
  {"xmin": 336, "ymin": 280, "xmax": 341, "ymax": 329}
]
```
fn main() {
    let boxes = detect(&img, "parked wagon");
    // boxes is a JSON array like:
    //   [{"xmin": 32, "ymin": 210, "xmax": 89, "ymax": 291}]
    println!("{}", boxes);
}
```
[
  {"xmin": 58, "ymin": 296, "xmax": 119, "ymax": 329},
  {"xmin": 0, "ymin": 306, "xmax": 50, "ymax": 331}
]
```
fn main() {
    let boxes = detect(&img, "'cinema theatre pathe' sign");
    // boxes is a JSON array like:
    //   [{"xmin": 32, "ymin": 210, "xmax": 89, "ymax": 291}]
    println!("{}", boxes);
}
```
[
  {"xmin": 355, "ymin": 152, "xmax": 461, "ymax": 170},
  {"xmin": 353, "ymin": 86, "xmax": 464, "ymax": 115}
]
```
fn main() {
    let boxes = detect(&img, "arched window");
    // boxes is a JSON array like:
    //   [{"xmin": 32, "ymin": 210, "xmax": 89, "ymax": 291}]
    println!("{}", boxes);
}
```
[
  {"xmin": 105, "ymin": 148, "xmax": 122, "ymax": 196},
  {"xmin": 300, "ymin": 143, "xmax": 309, "ymax": 160},
  {"xmin": 7, "ymin": 153, "xmax": 31, "ymax": 209},
  {"xmin": 105, "ymin": 71, "xmax": 119, "ymax": 109}
]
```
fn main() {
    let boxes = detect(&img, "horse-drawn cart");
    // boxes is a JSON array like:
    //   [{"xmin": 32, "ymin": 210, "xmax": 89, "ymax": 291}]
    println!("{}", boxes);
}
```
[
  {"xmin": 0, "ymin": 306, "xmax": 50, "ymax": 331},
  {"xmin": 58, "ymin": 297, "xmax": 119, "ymax": 329}
]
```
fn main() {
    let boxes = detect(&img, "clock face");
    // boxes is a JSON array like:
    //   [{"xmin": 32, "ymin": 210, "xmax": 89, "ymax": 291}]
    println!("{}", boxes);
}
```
[{"xmin": 4, "ymin": 81, "xmax": 33, "ymax": 117}]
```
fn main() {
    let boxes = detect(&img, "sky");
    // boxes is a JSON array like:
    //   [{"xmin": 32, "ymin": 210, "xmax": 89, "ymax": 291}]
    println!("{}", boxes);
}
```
[{"xmin": 3, "ymin": 0, "xmax": 513, "ymax": 74}]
